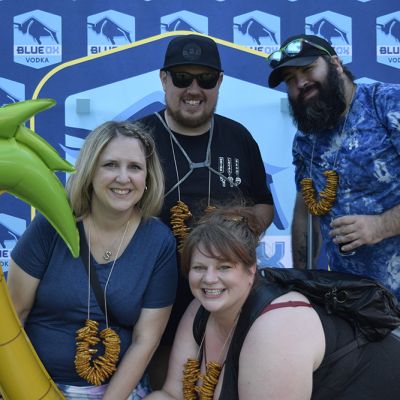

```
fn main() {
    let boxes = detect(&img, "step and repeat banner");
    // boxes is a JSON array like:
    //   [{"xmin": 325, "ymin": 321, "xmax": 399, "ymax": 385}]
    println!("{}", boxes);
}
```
[{"xmin": 0, "ymin": 0, "xmax": 399, "ymax": 272}]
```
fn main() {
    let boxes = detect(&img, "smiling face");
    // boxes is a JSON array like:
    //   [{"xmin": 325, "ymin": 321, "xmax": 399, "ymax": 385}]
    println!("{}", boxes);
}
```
[
  {"xmin": 91, "ymin": 135, "xmax": 147, "ymax": 217},
  {"xmin": 188, "ymin": 244, "xmax": 256, "ymax": 318},
  {"xmin": 160, "ymin": 64, "xmax": 223, "ymax": 134}
]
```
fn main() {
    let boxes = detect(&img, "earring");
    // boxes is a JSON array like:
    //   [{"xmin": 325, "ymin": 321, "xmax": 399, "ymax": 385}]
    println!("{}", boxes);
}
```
[{"xmin": 145, "ymin": 185, "xmax": 148, "ymax": 191}]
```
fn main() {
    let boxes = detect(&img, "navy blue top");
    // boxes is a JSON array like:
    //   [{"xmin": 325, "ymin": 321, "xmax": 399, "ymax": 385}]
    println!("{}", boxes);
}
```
[{"xmin": 11, "ymin": 213, "xmax": 178, "ymax": 385}]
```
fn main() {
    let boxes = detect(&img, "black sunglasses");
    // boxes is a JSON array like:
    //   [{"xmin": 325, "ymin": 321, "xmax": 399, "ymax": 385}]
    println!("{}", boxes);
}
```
[
  {"xmin": 168, "ymin": 71, "xmax": 220, "ymax": 89},
  {"xmin": 268, "ymin": 38, "xmax": 331, "ymax": 68}
]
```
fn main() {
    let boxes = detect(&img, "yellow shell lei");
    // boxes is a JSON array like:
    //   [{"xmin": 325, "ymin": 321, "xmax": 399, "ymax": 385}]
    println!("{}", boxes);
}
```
[{"xmin": 300, "ymin": 170, "xmax": 339, "ymax": 216}]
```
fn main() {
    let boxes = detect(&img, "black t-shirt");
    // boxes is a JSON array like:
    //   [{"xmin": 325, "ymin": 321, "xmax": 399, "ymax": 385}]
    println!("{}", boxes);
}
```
[
  {"xmin": 139, "ymin": 110, "xmax": 273, "ymax": 228},
  {"xmin": 137, "ymin": 110, "xmax": 273, "ymax": 343}
]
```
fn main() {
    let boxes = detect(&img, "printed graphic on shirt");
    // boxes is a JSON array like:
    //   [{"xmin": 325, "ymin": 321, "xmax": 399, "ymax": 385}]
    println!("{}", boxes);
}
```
[
  {"xmin": 13, "ymin": 10, "xmax": 62, "ymax": 69},
  {"xmin": 376, "ymin": 11, "xmax": 400, "ymax": 70},
  {"xmin": 233, "ymin": 11, "xmax": 280, "ymax": 54},
  {"xmin": 218, "ymin": 157, "xmax": 242, "ymax": 187},
  {"xmin": 87, "ymin": 10, "xmax": 135, "ymax": 55},
  {"xmin": 305, "ymin": 11, "xmax": 352, "ymax": 64}
]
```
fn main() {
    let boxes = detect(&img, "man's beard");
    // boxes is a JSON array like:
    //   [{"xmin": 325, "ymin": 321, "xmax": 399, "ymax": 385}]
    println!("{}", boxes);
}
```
[
  {"xmin": 288, "ymin": 62, "xmax": 347, "ymax": 134},
  {"xmin": 166, "ymin": 98, "xmax": 217, "ymax": 129}
]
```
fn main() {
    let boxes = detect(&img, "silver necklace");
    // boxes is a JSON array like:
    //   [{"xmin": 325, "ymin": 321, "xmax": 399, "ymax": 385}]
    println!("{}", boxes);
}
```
[
  {"xmin": 87, "ymin": 218, "xmax": 130, "ymax": 321},
  {"xmin": 91, "ymin": 218, "xmax": 130, "ymax": 261}
]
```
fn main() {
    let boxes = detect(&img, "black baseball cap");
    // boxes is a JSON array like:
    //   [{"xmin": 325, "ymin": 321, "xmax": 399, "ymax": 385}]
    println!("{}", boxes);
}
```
[
  {"xmin": 161, "ymin": 34, "xmax": 223, "ymax": 72},
  {"xmin": 268, "ymin": 34, "xmax": 336, "ymax": 88}
]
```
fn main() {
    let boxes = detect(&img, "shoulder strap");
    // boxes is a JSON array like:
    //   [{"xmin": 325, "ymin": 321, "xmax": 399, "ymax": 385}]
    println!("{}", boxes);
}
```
[
  {"xmin": 193, "ymin": 305, "xmax": 210, "ymax": 345},
  {"xmin": 219, "ymin": 278, "xmax": 287, "ymax": 399},
  {"xmin": 319, "ymin": 334, "xmax": 369, "ymax": 369},
  {"xmin": 77, "ymin": 222, "xmax": 121, "ymax": 327}
]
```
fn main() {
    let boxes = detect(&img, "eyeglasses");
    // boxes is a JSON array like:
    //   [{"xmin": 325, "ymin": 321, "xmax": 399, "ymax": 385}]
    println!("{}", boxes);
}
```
[
  {"xmin": 268, "ymin": 38, "xmax": 332, "ymax": 68},
  {"xmin": 168, "ymin": 71, "xmax": 220, "ymax": 89}
]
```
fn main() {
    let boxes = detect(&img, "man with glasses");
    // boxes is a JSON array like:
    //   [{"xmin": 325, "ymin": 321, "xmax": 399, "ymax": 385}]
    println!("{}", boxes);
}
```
[
  {"xmin": 138, "ymin": 34, "xmax": 274, "ymax": 388},
  {"xmin": 268, "ymin": 34, "xmax": 400, "ymax": 300}
]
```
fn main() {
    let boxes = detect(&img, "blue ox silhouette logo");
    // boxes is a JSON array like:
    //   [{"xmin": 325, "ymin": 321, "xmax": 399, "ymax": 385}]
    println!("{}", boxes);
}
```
[
  {"xmin": 14, "ymin": 17, "xmax": 59, "ymax": 45},
  {"xmin": 0, "ymin": 88, "xmax": 19, "ymax": 107},
  {"xmin": 161, "ymin": 18, "xmax": 200, "ymax": 32},
  {"xmin": 306, "ymin": 18, "xmax": 349, "ymax": 44},
  {"xmin": 88, "ymin": 18, "xmax": 132, "ymax": 45},
  {"xmin": 234, "ymin": 18, "xmax": 278, "ymax": 45},
  {"xmin": 377, "ymin": 19, "xmax": 400, "ymax": 43}
]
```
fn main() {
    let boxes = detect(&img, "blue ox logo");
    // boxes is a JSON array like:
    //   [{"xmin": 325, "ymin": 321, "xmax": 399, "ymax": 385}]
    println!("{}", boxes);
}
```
[
  {"xmin": 0, "ymin": 88, "xmax": 19, "ymax": 107},
  {"xmin": 234, "ymin": 18, "xmax": 278, "ymax": 45},
  {"xmin": 14, "ymin": 17, "xmax": 59, "ymax": 45},
  {"xmin": 161, "ymin": 18, "xmax": 200, "ymax": 32},
  {"xmin": 377, "ymin": 19, "xmax": 400, "ymax": 43},
  {"xmin": 306, "ymin": 18, "xmax": 349, "ymax": 44},
  {"xmin": 88, "ymin": 18, "xmax": 132, "ymax": 45}
]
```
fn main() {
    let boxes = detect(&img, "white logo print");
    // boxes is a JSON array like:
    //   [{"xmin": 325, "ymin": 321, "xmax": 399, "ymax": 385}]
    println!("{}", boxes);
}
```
[{"xmin": 218, "ymin": 157, "xmax": 241, "ymax": 187}]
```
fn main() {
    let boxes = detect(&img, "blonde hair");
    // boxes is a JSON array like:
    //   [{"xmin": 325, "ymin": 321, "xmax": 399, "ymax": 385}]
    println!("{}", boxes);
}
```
[{"xmin": 66, "ymin": 121, "xmax": 164, "ymax": 219}]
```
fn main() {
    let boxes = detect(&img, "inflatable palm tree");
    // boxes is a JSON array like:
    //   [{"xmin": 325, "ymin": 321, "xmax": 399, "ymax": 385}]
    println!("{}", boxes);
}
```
[{"xmin": 0, "ymin": 99, "xmax": 79, "ymax": 399}]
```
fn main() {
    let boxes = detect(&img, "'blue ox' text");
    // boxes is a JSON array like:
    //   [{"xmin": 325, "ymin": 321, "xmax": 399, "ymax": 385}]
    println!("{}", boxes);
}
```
[{"xmin": 15, "ymin": 45, "xmax": 61, "ymax": 55}]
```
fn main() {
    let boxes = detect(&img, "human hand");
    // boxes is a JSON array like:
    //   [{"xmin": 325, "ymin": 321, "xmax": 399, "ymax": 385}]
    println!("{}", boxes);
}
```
[{"xmin": 329, "ymin": 214, "xmax": 384, "ymax": 252}]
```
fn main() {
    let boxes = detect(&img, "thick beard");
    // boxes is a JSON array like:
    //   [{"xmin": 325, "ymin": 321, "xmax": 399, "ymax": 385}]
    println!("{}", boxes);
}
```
[
  {"xmin": 288, "ymin": 62, "xmax": 347, "ymax": 134},
  {"xmin": 166, "ymin": 98, "xmax": 217, "ymax": 129}
]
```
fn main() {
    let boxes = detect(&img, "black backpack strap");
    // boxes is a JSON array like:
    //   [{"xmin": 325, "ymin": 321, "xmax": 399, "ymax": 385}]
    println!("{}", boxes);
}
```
[
  {"xmin": 319, "ymin": 334, "xmax": 369, "ymax": 369},
  {"xmin": 77, "ymin": 222, "xmax": 122, "ymax": 327},
  {"xmin": 220, "ymin": 277, "xmax": 287, "ymax": 399},
  {"xmin": 193, "ymin": 305, "xmax": 209, "ymax": 345}
]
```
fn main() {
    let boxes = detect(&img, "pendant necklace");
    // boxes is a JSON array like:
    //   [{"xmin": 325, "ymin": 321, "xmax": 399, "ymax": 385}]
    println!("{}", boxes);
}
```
[
  {"xmin": 74, "ymin": 218, "xmax": 130, "ymax": 385},
  {"xmin": 91, "ymin": 218, "xmax": 128, "ymax": 261},
  {"xmin": 300, "ymin": 85, "xmax": 356, "ymax": 216}
]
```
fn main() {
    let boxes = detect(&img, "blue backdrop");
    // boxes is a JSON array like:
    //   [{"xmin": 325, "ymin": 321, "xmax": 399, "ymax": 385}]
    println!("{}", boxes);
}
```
[{"xmin": 0, "ymin": 0, "xmax": 399, "ymax": 272}]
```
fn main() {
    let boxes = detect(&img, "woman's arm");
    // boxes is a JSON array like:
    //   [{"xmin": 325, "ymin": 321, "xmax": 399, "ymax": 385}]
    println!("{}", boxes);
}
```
[
  {"xmin": 238, "ymin": 292, "xmax": 325, "ymax": 400},
  {"xmin": 103, "ymin": 306, "xmax": 171, "ymax": 400},
  {"xmin": 7, "ymin": 259, "xmax": 40, "ymax": 324},
  {"xmin": 145, "ymin": 299, "xmax": 201, "ymax": 400}
]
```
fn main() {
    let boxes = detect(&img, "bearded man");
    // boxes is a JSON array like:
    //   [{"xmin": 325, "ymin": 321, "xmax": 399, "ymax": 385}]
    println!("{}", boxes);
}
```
[
  {"xmin": 268, "ymin": 34, "xmax": 400, "ymax": 300},
  {"xmin": 137, "ymin": 34, "xmax": 274, "ymax": 387}
]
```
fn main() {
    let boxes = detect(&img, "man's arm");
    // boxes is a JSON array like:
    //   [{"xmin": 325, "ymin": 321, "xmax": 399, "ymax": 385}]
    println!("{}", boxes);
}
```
[
  {"xmin": 291, "ymin": 193, "xmax": 321, "ymax": 269},
  {"xmin": 248, "ymin": 203, "xmax": 274, "ymax": 232}
]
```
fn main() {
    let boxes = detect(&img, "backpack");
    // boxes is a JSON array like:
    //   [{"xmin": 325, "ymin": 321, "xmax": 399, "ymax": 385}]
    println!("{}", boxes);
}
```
[
  {"xmin": 260, "ymin": 267, "xmax": 400, "ymax": 341},
  {"xmin": 193, "ymin": 268, "xmax": 400, "ymax": 400}
]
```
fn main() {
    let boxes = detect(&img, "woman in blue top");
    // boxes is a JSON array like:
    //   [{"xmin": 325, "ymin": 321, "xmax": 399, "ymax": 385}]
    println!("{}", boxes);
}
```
[{"xmin": 8, "ymin": 121, "xmax": 178, "ymax": 399}]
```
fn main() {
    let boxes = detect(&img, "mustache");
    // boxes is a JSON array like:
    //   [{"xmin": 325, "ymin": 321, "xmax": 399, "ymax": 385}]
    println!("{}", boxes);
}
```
[{"xmin": 298, "ymin": 83, "xmax": 321, "ymax": 103}]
